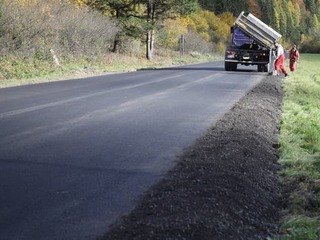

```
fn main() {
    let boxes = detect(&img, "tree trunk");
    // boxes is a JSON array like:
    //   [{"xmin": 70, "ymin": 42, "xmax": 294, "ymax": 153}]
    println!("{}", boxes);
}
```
[
  {"xmin": 146, "ymin": 30, "xmax": 154, "ymax": 60},
  {"xmin": 146, "ymin": 1, "xmax": 155, "ymax": 60},
  {"xmin": 112, "ymin": 33, "xmax": 120, "ymax": 53}
]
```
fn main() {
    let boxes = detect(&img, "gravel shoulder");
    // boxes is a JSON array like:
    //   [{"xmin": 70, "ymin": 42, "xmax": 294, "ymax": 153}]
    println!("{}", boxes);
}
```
[{"xmin": 102, "ymin": 75, "xmax": 284, "ymax": 240}]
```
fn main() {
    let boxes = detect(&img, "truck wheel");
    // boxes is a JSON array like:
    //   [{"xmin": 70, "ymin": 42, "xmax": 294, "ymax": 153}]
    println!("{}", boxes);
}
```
[
  {"xmin": 225, "ymin": 62, "xmax": 237, "ymax": 71},
  {"xmin": 258, "ymin": 64, "xmax": 269, "ymax": 72},
  {"xmin": 232, "ymin": 63, "xmax": 238, "ymax": 71},
  {"xmin": 225, "ymin": 62, "xmax": 232, "ymax": 71},
  {"xmin": 224, "ymin": 62, "xmax": 238, "ymax": 71}
]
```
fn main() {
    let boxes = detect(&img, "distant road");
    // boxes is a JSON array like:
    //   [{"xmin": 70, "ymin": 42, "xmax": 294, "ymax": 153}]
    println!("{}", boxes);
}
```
[{"xmin": 0, "ymin": 61, "xmax": 265, "ymax": 240}]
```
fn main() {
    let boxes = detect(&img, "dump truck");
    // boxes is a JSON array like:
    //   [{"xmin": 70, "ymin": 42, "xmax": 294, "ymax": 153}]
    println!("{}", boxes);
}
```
[{"xmin": 224, "ymin": 11, "xmax": 281, "ymax": 73}]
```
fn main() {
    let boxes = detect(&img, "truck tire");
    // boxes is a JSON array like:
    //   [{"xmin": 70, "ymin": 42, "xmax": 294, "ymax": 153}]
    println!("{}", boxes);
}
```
[
  {"xmin": 225, "ymin": 62, "xmax": 231, "ymax": 71},
  {"xmin": 225, "ymin": 62, "xmax": 237, "ymax": 71},
  {"xmin": 257, "ymin": 64, "xmax": 268, "ymax": 72},
  {"xmin": 232, "ymin": 63, "xmax": 238, "ymax": 71}
]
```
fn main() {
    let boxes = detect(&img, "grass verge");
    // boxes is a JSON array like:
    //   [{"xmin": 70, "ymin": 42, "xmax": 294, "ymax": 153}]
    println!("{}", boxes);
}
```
[
  {"xmin": 277, "ymin": 54, "xmax": 320, "ymax": 240},
  {"xmin": 0, "ymin": 52, "xmax": 220, "ymax": 88}
]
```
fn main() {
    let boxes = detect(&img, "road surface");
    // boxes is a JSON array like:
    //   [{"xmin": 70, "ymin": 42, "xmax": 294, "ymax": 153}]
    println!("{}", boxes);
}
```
[{"xmin": 0, "ymin": 61, "xmax": 265, "ymax": 240}]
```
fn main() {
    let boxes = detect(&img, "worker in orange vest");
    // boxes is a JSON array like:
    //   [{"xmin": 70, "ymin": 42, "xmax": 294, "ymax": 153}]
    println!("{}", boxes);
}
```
[
  {"xmin": 289, "ymin": 44, "xmax": 300, "ymax": 72},
  {"xmin": 274, "ymin": 42, "xmax": 288, "ymax": 77}
]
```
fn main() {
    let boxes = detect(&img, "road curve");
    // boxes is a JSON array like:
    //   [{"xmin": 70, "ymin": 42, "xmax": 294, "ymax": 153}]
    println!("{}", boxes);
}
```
[{"xmin": 0, "ymin": 61, "xmax": 266, "ymax": 240}]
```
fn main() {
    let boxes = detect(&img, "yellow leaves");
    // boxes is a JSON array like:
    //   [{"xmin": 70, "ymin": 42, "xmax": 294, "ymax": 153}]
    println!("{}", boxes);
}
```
[
  {"xmin": 163, "ymin": 18, "xmax": 188, "ymax": 48},
  {"xmin": 70, "ymin": 0, "xmax": 87, "ymax": 6},
  {"xmin": 184, "ymin": 10, "xmax": 233, "ymax": 43},
  {"xmin": 162, "ymin": 10, "xmax": 229, "ymax": 49},
  {"xmin": 8, "ymin": 0, "xmax": 38, "ymax": 6},
  {"xmin": 219, "ymin": 12, "xmax": 236, "ymax": 26},
  {"xmin": 160, "ymin": 9, "xmax": 234, "ymax": 54},
  {"xmin": 187, "ymin": 12, "xmax": 210, "ymax": 41},
  {"xmin": 178, "ymin": 17, "xmax": 191, "ymax": 29}
]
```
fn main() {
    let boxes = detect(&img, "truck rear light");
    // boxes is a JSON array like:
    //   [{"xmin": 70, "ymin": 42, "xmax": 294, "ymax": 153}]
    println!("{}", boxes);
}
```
[
  {"xmin": 226, "ymin": 51, "xmax": 236, "ymax": 55},
  {"xmin": 226, "ymin": 51, "xmax": 237, "ymax": 59}
]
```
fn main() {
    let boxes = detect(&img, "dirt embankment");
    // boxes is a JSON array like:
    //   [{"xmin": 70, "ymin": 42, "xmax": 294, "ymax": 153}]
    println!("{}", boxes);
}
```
[{"xmin": 102, "ymin": 76, "xmax": 284, "ymax": 240}]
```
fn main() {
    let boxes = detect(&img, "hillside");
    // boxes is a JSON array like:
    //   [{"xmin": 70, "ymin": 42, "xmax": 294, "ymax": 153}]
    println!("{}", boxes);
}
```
[
  {"xmin": 1, "ymin": 0, "xmax": 320, "ymax": 82},
  {"xmin": 198, "ymin": 0, "xmax": 320, "ymax": 47}
]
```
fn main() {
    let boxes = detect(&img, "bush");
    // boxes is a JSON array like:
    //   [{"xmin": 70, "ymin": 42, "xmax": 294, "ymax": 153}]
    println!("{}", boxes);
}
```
[
  {"xmin": 300, "ymin": 37, "xmax": 320, "ymax": 53},
  {"xmin": 184, "ymin": 30, "xmax": 215, "ymax": 54},
  {"xmin": 0, "ymin": 0, "xmax": 119, "ymax": 58},
  {"xmin": 0, "ymin": 0, "xmax": 119, "ymax": 80}
]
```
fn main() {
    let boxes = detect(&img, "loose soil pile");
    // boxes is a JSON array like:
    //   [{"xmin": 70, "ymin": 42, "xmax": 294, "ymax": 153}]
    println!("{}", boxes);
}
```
[{"xmin": 103, "ymin": 76, "xmax": 284, "ymax": 240}]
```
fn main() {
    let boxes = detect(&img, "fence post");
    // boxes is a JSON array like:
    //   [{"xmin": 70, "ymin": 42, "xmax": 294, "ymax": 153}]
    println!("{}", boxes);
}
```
[
  {"xmin": 50, "ymin": 49, "xmax": 60, "ymax": 67},
  {"xmin": 179, "ymin": 35, "xmax": 185, "ymax": 57}
]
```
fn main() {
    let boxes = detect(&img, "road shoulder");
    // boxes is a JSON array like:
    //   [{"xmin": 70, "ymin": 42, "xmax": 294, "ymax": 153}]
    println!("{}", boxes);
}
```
[{"xmin": 102, "ymin": 76, "xmax": 284, "ymax": 240}]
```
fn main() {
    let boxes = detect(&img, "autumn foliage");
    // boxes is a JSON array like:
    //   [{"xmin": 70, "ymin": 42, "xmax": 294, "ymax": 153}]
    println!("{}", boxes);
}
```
[
  {"xmin": 0, "ymin": 0, "xmax": 118, "ymax": 58},
  {"xmin": 1, "ymin": 0, "xmax": 320, "ymax": 77}
]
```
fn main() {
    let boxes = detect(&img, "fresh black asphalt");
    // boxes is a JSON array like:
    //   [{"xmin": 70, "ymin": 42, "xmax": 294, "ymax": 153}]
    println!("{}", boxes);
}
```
[{"xmin": 0, "ymin": 62, "xmax": 265, "ymax": 240}]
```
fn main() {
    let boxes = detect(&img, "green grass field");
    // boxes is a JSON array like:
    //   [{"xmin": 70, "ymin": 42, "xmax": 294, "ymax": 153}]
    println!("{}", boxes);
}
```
[{"xmin": 277, "ymin": 54, "xmax": 320, "ymax": 240}]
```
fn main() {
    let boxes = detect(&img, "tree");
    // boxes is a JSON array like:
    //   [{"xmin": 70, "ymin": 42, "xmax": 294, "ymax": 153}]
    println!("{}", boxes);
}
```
[
  {"xmin": 279, "ymin": 0, "xmax": 288, "ymax": 38},
  {"xmin": 201, "ymin": 10, "xmax": 230, "ymax": 43},
  {"xmin": 312, "ymin": 13, "xmax": 320, "ymax": 33},
  {"xmin": 134, "ymin": 0, "xmax": 199, "ymax": 59},
  {"xmin": 305, "ymin": 0, "xmax": 317, "ymax": 14},
  {"xmin": 84, "ymin": 0, "xmax": 138, "ymax": 53},
  {"xmin": 187, "ymin": 11, "xmax": 210, "ymax": 41},
  {"xmin": 198, "ymin": 0, "xmax": 247, "ymax": 16},
  {"xmin": 158, "ymin": 17, "xmax": 188, "ymax": 49},
  {"xmin": 219, "ymin": 11, "xmax": 235, "ymax": 26},
  {"xmin": 197, "ymin": 0, "xmax": 215, "ymax": 12},
  {"xmin": 87, "ymin": 0, "xmax": 198, "ymax": 59},
  {"xmin": 268, "ymin": 0, "xmax": 280, "ymax": 31},
  {"xmin": 286, "ymin": 0, "xmax": 301, "ymax": 44},
  {"xmin": 247, "ymin": 0, "xmax": 261, "ymax": 18}
]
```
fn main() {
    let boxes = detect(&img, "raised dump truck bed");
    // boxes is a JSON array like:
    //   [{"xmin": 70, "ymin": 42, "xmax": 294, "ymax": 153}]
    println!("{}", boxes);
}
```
[
  {"xmin": 234, "ymin": 11, "xmax": 281, "ymax": 49},
  {"xmin": 225, "ymin": 11, "xmax": 281, "ymax": 73}
]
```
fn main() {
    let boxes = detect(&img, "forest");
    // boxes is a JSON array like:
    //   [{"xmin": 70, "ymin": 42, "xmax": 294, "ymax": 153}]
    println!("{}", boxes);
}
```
[
  {"xmin": 0, "ymin": 0, "xmax": 319, "ymax": 79},
  {"xmin": 198, "ymin": 0, "xmax": 320, "ymax": 50}
]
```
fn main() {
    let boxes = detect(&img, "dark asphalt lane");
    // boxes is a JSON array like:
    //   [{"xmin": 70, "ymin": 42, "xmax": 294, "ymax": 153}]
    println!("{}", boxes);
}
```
[{"xmin": 0, "ymin": 61, "xmax": 266, "ymax": 240}]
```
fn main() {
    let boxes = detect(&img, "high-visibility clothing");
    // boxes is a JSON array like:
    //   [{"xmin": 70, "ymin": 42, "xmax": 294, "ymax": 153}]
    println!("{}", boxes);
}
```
[
  {"xmin": 275, "ymin": 53, "xmax": 287, "ymax": 76},
  {"xmin": 289, "ymin": 49, "xmax": 300, "ymax": 72}
]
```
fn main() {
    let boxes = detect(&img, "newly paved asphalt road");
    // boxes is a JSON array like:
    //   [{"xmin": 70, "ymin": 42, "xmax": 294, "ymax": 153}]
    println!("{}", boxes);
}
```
[{"xmin": 0, "ymin": 61, "xmax": 266, "ymax": 240}]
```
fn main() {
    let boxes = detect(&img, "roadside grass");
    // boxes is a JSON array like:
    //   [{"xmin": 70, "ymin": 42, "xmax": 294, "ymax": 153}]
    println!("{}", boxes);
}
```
[
  {"xmin": 0, "ymin": 52, "xmax": 220, "ymax": 88},
  {"xmin": 277, "ymin": 54, "xmax": 320, "ymax": 240}
]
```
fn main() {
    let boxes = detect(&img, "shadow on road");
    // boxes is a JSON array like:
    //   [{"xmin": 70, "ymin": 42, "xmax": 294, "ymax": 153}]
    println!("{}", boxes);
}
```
[
  {"xmin": 138, "ymin": 66, "xmax": 263, "ymax": 74},
  {"xmin": 137, "ymin": 67, "xmax": 223, "ymax": 71}
]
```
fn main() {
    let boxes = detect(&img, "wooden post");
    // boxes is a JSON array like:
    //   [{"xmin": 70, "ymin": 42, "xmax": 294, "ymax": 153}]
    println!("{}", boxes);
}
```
[
  {"xmin": 50, "ymin": 49, "xmax": 60, "ymax": 67},
  {"xmin": 179, "ymin": 35, "xmax": 185, "ymax": 57}
]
